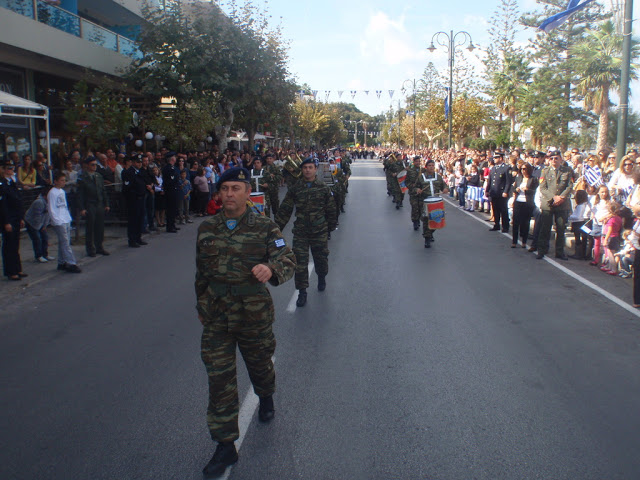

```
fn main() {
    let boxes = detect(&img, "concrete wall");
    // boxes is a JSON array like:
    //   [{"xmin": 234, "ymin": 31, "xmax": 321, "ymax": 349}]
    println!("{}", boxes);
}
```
[{"xmin": 0, "ymin": 7, "xmax": 133, "ymax": 77}]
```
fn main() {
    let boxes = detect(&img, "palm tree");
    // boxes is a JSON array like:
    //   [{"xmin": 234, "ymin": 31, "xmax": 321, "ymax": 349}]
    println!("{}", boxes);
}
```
[
  {"xmin": 571, "ymin": 20, "xmax": 639, "ymax": 153},
  {"xmin": 492, "ymin": 52, "xmax": 532, "ymax": 142}
]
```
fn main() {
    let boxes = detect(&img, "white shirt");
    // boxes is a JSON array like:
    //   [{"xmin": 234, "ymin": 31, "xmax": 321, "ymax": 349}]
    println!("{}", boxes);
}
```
[{"xmin": 47, "ymin": 187, "xmax": 72, "ymax": 225}]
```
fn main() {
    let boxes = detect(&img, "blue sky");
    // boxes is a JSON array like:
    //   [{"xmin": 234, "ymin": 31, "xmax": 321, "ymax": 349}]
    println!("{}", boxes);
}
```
[{"xmin": 261, "ymin": 0, "xmax": 639, "ymax": 117}]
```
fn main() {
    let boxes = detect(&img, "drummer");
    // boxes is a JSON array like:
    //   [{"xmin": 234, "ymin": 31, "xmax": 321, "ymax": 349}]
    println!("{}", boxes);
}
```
[{"xmin": 412, "ymin": 158, "xmax": 449, "ymax": 248}]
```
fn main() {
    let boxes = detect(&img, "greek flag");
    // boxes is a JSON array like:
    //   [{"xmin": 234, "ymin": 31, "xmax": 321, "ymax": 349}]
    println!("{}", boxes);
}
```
[
  {"xmin": 583, "ymin": 164, "xmax": 603, "ymax": 187},
  {"xmin": 444, "ymin": 92, "xmax": 449, "ymax": 120},
  {"xmin": 538, "ymin": 0, "xmax": 596, "ymax": 33}
]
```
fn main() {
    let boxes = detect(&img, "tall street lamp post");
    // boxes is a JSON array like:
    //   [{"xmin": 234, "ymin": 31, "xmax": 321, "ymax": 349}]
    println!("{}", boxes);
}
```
[
  {"xmin": 428, "ymin": 30, "xmax": 475, "ymax": 150},
  {"xmin": 402, "ymin": 78, "xmax": 427, "ymax": 151}
]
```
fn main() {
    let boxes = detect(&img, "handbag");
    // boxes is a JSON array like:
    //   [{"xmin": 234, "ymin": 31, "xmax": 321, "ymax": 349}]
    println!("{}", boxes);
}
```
[{"xmin": 590, "ymin": 222, "xmax": 603, "ymax": 237}]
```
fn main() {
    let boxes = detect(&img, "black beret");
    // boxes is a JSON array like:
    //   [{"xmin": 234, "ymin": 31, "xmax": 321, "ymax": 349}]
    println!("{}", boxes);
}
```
[
  {"xmin": 253, "ymin": 156, "xmax": 263, "ymax": 163},
  {"xmin": 165, "ymin": 151, "xmax": 176, "ymax": 159},
  {"xmin": 425, "ymin": 159, "xmax": 435, "ymax": 165},
  {"xmin": 300, "ymin": 157, "xmax": 317, "ymax": 167},
  {"xmin": 216, "ymin": 167, "xmax": 251, "ymax": 190}
]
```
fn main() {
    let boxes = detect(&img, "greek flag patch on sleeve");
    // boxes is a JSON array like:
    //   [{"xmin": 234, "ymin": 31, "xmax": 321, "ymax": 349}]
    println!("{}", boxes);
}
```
[{"xmin": 275, "ymin": 238, "xmax": 286, "ymax": 248}]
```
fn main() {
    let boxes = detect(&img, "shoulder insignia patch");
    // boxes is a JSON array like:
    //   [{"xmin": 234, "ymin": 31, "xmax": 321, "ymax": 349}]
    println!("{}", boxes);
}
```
[{"xmin": 275, "ymin": 238, "xmax": 285, "ymax": 248}]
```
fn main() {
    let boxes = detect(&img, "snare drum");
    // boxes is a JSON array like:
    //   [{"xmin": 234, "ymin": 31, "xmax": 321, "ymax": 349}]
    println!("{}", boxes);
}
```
[
  {"xmin": 249, "ymin": 192, "xmax": 266, "ymax": 215},
  {"xmin": 423, "ymin": 196, "xmax": 446, "ymax": 229}
]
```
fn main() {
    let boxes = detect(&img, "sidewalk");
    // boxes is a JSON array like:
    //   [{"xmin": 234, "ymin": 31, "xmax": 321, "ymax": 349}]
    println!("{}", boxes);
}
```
[{"xmin": 0, "ymin": 221, "xmax": 196, "ymax": 300}]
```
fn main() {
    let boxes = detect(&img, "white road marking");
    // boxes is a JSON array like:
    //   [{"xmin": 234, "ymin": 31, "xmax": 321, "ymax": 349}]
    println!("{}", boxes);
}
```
[
  {"xmin": 443, "ymin": 196, "xmax": 640, "ymax": 318},
  {"xmin": 219, "ymin": 356, "xmax": 276, "ymax": 480},
  {"xmin": 286, "ymin": 261, "xmax": 314, "ymax": 312}
]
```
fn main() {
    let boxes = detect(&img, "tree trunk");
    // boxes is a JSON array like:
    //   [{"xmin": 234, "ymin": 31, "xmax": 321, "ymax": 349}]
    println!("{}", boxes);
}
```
[
  {"xmin": 510, "ymin": 114, "xmax": 516, "ymax": 143},
  {"xmin": 596, "ymin": 104, "xmax": 609, "ymax": 154},
  {"xmin": 215, "ymin": 100, "xmax": 235, "ymax": 152},
  {"xmin": 247, "ymin": 124, "xmax": 255, "ymax": 154}
]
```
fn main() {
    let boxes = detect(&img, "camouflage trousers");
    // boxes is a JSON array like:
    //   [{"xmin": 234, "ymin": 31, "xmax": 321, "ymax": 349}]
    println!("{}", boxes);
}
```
[
  {"xmin": 409, "ymin": 194, "xmax": 422, "ymax": 222},
  {"xmin": 201, "ymin": 299, "xmax": 276, "ymax": 443},
  {"xmin": 293, "ymin": 230, "xmax": 329, "ymax": 289},
  {"xmin": 268, "ymin": 189, "xmax": 279, "ymax": 218},
  {"xmin": 391, "ymin": 179, "xmax": 404, "ymax": 204},
  {"xmin": 421, "ymin": 218, "xmax": 435, "ymax": 240}
]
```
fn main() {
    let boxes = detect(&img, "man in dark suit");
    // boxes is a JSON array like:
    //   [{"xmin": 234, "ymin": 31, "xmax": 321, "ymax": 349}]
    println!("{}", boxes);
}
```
[
  {"xmin": 122, "ymin": 154, "xmax": 148, "ymax": 248},
  {"xmin": 536, "ymin": 150, "xmax": 574, "ymax": 260},
  {"xmin": 162, "ymin": 152, "xmax": 180, "ymax": 233},
  {"xmin": 486, "ymin": 151, "xmax": 510, "ymax": 232},
  {"xmin": 77, "ymin": 157, "xmax": 110, "ymax": 257}
]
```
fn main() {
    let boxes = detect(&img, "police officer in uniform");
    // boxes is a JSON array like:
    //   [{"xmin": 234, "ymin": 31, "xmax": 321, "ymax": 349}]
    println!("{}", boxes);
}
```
[
  {"xmin": 275, "ymin": 158, "xmax": 337, "ymax": 307},
  {"xmin": 196, "ymin": 167, "xmax": 295, "ymax": 478},
  {"xmin": 486, "ymin": 151, "xmax": 511, "ymax": 232},
  {"xmin": 1, "ymin": 158, "xmax": 26, "ymax": 280},
  {"xmin": 162, "ymin": 152, "xmax": 180, "ymax": 233},
  {"xmin": 122, "ymin": 154, "xmax": 148, "ymax": 248}
]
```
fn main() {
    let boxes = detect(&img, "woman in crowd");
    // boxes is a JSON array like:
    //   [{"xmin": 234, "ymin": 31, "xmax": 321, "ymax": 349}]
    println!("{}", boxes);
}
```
[
  {"xmin": 590, "ymin": 185, "xmax": 613, "ymax": 266},
  {"xmin": 153, "ymin": 165, "xmax": 166, "ymax": 227},
  {"xmin": 193, "ymin": 167, "xmax": 209, "ymax": 216},
  {"xmin": 511, "ymin": 162, "xmax": 539, "ymax": 248},
  {"xmin": 602, "ymin": 152, "xmax": 618, "ymax": 183},
  {"xmin": 608, "ymin": 155, "xmax": 635, "ymax": 204},
  {"xmin": 18, "ymin": 154, "xmax": 37, "ymax": 189}
]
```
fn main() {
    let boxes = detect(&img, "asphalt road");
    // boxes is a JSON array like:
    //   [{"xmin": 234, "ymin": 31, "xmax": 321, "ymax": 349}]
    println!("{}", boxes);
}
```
[{"xmin": 2, "ymin": 158, "xmax": 640, "ymax": 480}]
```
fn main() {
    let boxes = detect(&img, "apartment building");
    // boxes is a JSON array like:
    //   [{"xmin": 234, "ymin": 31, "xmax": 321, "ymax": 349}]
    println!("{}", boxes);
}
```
[{"xmin": 0, "ymin": 0, "xmax": 152, "ymax": 159}]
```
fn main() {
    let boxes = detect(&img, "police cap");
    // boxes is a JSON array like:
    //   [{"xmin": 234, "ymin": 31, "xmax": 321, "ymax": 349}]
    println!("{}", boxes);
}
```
[
  {"xmin": 216, "ymin": 167, "xmax": 251, "ymax": 190},
  {"xmin": 165, "ymin": 151, "xmax": 177, "ymax": 159}
]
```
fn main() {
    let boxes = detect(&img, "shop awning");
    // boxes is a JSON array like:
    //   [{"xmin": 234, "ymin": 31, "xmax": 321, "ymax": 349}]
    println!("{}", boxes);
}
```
[{"xmin": 0, "ymin": 91, "xmax": 51, "ymax": 166}]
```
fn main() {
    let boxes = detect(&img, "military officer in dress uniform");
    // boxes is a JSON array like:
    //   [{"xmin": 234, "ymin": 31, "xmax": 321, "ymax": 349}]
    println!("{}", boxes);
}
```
[
  {"xmin": 77, "ymin": 156, "xmax": 110, "ymax": 257},
  {"xmin": 275, "ymin": 158, "xmax": 337, "ymax": 307},
  {"xmin": 413, "ymin": 159, "xmax": 449, "ymax": 248},
  {"xmin": 486, "ymin": 151, "xmax": 511, "ymax": 232},
  {"xmin": 536, "ymin": 150, "xmax": 574, "ymax": 260},
  {"xmin": 1, "ymin": 158, "xmax": 26, "ymax": 280},
  {"xmin": 122, "ymin": 154, "xmax": 148, "ymax": 248},
  {"xmin": 162, "ymin": 151, "xmax": 180, "ymax": 233},
  {"xmin": 196, "ymin": 167, "xmax": 295, "ymax": 478}
]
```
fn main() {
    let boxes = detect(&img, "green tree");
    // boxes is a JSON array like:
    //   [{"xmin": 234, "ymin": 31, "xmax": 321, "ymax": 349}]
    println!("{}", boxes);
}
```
[
  {"xmin": 571, "ymin": 20, "xmax": 639, "ymax": 152},
  {"xmin": 493, "ymin": 52, "xmax": 532, "ymax": 142}
]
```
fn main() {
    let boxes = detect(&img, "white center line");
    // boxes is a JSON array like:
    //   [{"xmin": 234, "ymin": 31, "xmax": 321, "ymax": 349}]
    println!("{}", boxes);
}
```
[
  {"xmin": 286, "ymin": 261, "xmax": 314, "ymax": 312},
  {"xmin": 219, "ymin": 356, "xmax": 276, "ymax": 480},
  {"xmin": 443, "ymin": 196, "xmax": 640, "ymax": 318}
]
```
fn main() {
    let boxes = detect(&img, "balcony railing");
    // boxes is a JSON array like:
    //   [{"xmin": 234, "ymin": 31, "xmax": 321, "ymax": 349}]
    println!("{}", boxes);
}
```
[{"xmin": 0, "ymin": 0, "xmax": 142, "ymax": 60}]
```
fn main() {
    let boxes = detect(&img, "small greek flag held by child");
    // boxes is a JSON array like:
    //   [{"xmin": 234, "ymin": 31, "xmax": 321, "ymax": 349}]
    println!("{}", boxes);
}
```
[{"xmin": 583, "ymin": 165, "xmax": 603, "ymax": 187}]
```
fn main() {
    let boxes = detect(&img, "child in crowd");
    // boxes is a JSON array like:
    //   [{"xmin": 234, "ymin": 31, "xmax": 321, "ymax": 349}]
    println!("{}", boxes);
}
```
[
  {"xmin": 47, "ymin": 172, "xmax": 81, "ymax": 273},
  {"xmin": 615, "ymin": 230, "xmax": 634, "ymax": 278},
  {"xmin": 600, "ymin": 201, "xmax": 623, "ymax": 275},
  {"xmin": 207, "ymin": 191, "xmax": 223, "ymax": 216},
  {"xmin": 178, "ymin": 170, "xmax": 192, "ymax": 224},
  {"xmin": 568, "ymin": 189, "xmax": 592, "ymax": 259}
]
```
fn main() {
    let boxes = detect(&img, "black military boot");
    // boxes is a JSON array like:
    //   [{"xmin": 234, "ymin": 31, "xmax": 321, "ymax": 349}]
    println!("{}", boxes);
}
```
[
  {"xmin": 317, "ymin": 275, "xmax": 326, "ymax": 291},
  {"xmin": 424, "ymin": 238, "xmax": 431, "ymax": 248},
  {"xmin": 202, "ymin": 442, "xmax": 238, "ymax": 478},
  {"xmin": 340, "ymin": 206, "xmax": 345, "ymax": 213},
  {"xmin": 296, "ymin": 289, "xmax": 307, "ymax": 307},
  {"xmin": 413, "ymin": 221, "xmax": 419, "ymax": 231},
  {"xmin": 396, "ymin": 203, "xmax": 400, "ymax": 210},
  {"xmin": 258, "ymin": 395, "xmax": 275, "ymax": 423}
]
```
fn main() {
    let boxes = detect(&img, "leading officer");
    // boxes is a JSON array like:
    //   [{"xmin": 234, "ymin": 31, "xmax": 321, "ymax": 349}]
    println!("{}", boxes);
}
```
[{"xmin": 196, "ymin": 167, "xmax": 296, "ymax": 478}]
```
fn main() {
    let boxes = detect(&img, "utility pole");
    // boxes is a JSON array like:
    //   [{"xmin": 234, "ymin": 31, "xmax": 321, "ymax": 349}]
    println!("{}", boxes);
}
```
[{"xmin": 616, "ymin": 0, "xmax": 633, "ymax": 165}]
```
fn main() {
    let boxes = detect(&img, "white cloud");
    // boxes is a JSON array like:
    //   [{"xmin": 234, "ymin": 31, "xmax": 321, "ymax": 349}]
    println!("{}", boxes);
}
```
[{"xmin": 359, "ymin": 11, "xmax": 423, "ymax": 66}]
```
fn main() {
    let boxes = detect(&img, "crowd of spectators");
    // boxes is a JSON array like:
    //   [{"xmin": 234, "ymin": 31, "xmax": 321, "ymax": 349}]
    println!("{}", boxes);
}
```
[{"xmin": 386, "ymin": 146, "xmax": 640, "ymax": 307}]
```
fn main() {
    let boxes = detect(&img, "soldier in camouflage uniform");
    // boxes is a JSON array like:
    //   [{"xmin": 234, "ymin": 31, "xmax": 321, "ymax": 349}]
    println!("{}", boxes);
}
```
[
  {"xmin": 195, "ymin": 167, "xmax": 296, "ymax": 478},
  {"xmin": 275, "ymin": 158, "xmax": 337, "ymax": 308},
  {"xmin": 264, "ymin": 153, "xmax": 282, "ymax": 217},
  {"xmin": 383, "ymin": 154, "xmax": 395, "ymax": 198},
  {"xmin": 406, "ymin": 156, "xmax": 423, "ymax": 231},
  {"xmin": 412, "ymin": 159, "xmax": 449, "ymax": 248},
  {"xmin": 388, "ymin": 153, "xmax": 407, "ymax": 209}
]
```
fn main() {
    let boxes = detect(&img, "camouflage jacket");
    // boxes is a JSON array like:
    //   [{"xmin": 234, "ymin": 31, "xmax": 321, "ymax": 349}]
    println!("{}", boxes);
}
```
[
  {"xmin": 405, "ymin": 166, "xmax": 421, "ymax": 194},
  {"xmin": 389, "ymin": 159, "xmax": 407, "ymax": 175},
  {"xmin": 275, "ymin": 177, "xmax": 337, "ymax": 233},
  {"xmin": 413, "ymin": 172, "xmax": 447, "ymax": 199},
  {"xmin": 195, "ymin": 208, "xmax": 296, "ymax": 319},
  {"xmin": 265, "ymin": 164, "xmax": 282, "ymax": 191}
]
